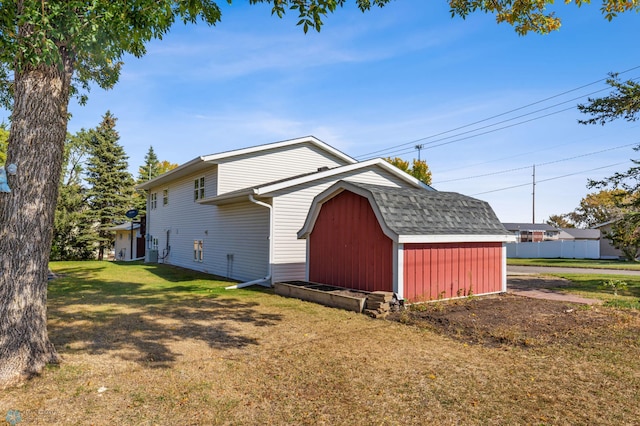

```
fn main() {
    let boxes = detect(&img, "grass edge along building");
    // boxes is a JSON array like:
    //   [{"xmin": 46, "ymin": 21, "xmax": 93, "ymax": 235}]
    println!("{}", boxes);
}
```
[{"xmin": 137, "ymin": 136, "xmax": 514, "ymax": 302}]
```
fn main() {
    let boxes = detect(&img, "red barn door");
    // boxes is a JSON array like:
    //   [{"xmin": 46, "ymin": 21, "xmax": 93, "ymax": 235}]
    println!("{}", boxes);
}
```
[{"xmin": 308, "ymin": 190, "xmax": 393, "ymax": 292}]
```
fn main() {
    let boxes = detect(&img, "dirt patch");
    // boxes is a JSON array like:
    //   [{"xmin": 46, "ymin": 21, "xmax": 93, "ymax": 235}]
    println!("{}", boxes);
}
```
[{"xmin": 388, "ymin": 293, "xmax": 639, "ymax": 348}]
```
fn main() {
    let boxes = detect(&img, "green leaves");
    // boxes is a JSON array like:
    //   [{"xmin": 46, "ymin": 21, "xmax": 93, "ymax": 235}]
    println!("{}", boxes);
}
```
[
  {"xmin": 578, "ymin": 73, "xmax": 640, "ymax": 126},
  {"xmin": 384, "ymin": 157, "xmax": 433, "ymax": 185},
  {"xmin": 82, "ymin": 111, "xmax": 136, "ymax": 259},
  {"xmin": 0, "ymin": 0, "xmax": 638, "ymax": 107},
  {"xmin": 249, "ymin": 0, "xmax": 390, "ymax": 33},
  {"xmin": 0, "ymin": 123, "xmax": 8, "ymax": 165},
  {"xmin": 449, "ymin": 0, "xmax": 639, "ymax": 35},
  {"xmin": 0, "ymin": 0, "xmax": 225, "ymax": 105}
]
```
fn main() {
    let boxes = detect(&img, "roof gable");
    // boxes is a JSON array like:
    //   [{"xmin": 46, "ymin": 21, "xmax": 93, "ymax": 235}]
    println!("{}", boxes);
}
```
[
  {"xmin": 299, "ymin": 181, "xmax": 514, "ymax": 243},
  {"xmin": 201, "ymin": 136, "xmax": 356, "ymax": 165},
  {"xmin": 199, "ymin": 158, "xmax": 434, "ymax": 205},
  {"xmin": 137, "ymin": 136, "xmax": 355, "ymax": 191}
]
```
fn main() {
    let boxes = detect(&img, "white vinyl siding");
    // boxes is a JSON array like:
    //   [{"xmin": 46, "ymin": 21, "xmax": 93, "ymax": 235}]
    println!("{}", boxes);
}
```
[
  {"xmin": 113, "ymin": 229, "xmax": 140, "ymax": 261},
  {"xmin": 146, "ymin": 168, "xmax": 268, "ymax": 281},
  {"xmin": 212, "ymin": 202, "xmax": 270, "ymax": 281},
  {"xmin": 145, "ymin": 144, "xmax": 418, "ymax": 284},
  {"xmin": 270, "ymin": 167, "xmax": 408, "ymax": 282},
  {"xmin": 145, "ymin": 169, "xmax": 216, "ymax": 270},
  {"xmin": 217, "ymin": 143, "xmax": 348, "ymax": 194}
]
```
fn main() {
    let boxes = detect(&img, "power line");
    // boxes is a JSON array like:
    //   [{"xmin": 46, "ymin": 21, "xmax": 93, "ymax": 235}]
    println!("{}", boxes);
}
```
[
  {"xmin": 357, "ymin": 103, "xmax": 574, "ymax": 159},
  {"xmin": 436, "ymin": 122, "xmax": 640, "ymax": 174},
  {"xmin": 470, "ymin": 161, "xmax": 631, "ymax": 196},
  {"xmin": 434, "ymin": 142, "xmax": 638, "ymax": 184},
  {"xmin": 355, "ymin": 65, "xmax": 640, "ymax": 160},
  {"xmin": 360, "ymin": 78, "xmax": 638, "ymax": 160}
]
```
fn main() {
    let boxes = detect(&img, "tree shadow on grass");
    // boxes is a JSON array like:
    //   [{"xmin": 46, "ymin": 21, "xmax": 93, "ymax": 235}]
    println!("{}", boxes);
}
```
[
  {"xmin": 121, "ymin": 261, "xmax": 238, "ymax": 284},
  {"xmin": 47, "ymin": 273, "xmax": 282, "ymax": 368}
]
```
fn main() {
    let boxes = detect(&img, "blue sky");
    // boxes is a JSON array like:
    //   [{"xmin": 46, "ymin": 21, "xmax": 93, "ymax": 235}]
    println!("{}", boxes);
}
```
[{"xmin": 5, "ymin": 2, "xmax": 639, "ymax": 223}]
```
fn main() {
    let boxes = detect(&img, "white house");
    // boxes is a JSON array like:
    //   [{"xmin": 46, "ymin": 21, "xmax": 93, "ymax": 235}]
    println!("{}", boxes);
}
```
[
  {"xmin": 106, "ymin": 222, "xmax": 143, "ymax": 261},
  {"xmin": 136, "ymin": 136, "xmax": 432, "ymax": 287}
]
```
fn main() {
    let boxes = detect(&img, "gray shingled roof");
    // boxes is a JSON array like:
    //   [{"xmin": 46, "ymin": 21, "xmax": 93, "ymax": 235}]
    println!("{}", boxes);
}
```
[
  {"xmin": 347, "ymin": 182, "xmax": 508, "ymax": 236},
  {"xmin": 559, "ymin": 228, "xmax": 600, "ymax": 240}
]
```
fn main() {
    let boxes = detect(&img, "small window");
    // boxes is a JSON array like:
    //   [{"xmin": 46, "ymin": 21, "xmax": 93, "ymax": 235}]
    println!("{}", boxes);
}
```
[
  {"xmin": 194, "ymin": 177, "xmax": 205, "ymax": 201},
  {"xmin": 152, "ymin": 238, "xmax": 158, "ymax": 250},
  {"xmin": 163, "ymin": 189, "xmax": 168, "ymax": 206},
  {"xmin": 150, "ymin": 193, "xmax": 157, "ymax": 210},
  {"xmin": 193, "ymin": 240, "xmax": 203, "ymax": 262}
]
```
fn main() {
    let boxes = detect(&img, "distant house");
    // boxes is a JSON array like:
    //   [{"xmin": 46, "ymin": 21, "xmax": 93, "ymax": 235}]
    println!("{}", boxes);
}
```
[
  {"xmin": 557, "ymin": 228, "xmax": 600, "ymax": 241},
  {"xmin": 502, "ymin": 223, "xmax": 561, "ymax": 242},
  {"xmin": 107, "ymin": 222, "xmax": 145, "ymax": 261},
  {"xmin": 592, "ymin": 220, "xmax": 623, "ymax": 259},
  {"xmin": 298, "ymin": 181, "xmax": 515, "ymax": 302},
  {"xmin": 136, "ymin": 136, "xmax": 433, "ymax": 287},
  {"xmin": 504, "ymin": 223, "xmax": 602, "ymax": 259}
]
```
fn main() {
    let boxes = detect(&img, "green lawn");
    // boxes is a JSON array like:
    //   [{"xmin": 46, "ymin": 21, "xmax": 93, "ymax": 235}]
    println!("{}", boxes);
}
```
[
  {"xmin": 507, "ymin": 258, "xmax": 640, "ymax": 308},
  {"xmin": 48, "ymin": 260, "xmax": 243, "ymax": 299},
  {"xmin": 546, "ymin": 273, "xmax": 640, "ymax": 309},
  {"xmin": 0, "ymin": 260, "xmax": 638, "ymax": 425}
]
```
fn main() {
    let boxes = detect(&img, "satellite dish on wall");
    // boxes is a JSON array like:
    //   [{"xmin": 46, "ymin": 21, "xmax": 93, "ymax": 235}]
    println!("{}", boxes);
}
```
[{"xmin": 125, "ymin": 209, "xmax": 139, "ymax": 219}]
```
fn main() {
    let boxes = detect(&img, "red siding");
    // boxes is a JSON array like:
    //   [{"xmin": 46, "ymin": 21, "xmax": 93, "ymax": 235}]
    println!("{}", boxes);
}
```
[
  {"xmin": 308, "ymin": 191, "xmax": 393, "ymax": 292},
  {"xmin": 403, "ymin": 242, "xmax": 503, "ymax": 302}
]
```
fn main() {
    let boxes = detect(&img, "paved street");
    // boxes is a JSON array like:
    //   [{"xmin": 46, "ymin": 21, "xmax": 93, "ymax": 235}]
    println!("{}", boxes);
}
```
[{"xmin": 508, "ymin": 265, "xmax": 640, "ymax": 276}]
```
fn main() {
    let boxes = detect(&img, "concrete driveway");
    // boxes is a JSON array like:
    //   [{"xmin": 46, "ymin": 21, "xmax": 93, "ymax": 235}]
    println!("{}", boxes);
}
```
[{"xmin": 508, "ymin": 265, "xmax": 640, "ymax": 276}]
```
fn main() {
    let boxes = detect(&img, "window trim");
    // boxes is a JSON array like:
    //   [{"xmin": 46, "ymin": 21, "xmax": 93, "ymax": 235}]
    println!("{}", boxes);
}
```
[
  {"xmin": 150, "ymin": 192, "xmax": 157, "ymax": 210},
  {"xmin": 193, "ymin": 240, "xmax": 203, "ymax": 262},
  {"xmin": 194, "ymin": 176, "xmax": 205, "ymax": 201}
]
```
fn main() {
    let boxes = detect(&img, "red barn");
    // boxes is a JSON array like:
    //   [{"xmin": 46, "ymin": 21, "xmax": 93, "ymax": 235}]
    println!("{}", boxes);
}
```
[{"xmin": 298, "ymin": 181, "xmax": 515, "ymax": 303}]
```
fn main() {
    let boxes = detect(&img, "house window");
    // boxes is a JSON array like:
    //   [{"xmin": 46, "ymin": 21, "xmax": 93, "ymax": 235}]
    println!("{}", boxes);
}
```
[
  {"xmin": 150, "ymin": 193, "xmax": 157, "ymax": 210},
  {"xmin": 152, "ymin": 238, "xmax": 158, "ymax": 250},
  {"xmin": 163, "ymin": 189, "xmax": 168, "ymax": 206},
  {"xmin": 193, "ymin": 240, "xmax": 203, "ymax": 262},
  {"xmin": 194, "ymin": 177, "xmax": 205, "ymax": 201}
]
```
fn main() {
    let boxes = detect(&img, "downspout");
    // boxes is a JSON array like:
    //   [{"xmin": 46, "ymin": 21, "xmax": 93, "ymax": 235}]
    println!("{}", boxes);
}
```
[{"xmin": 225, "ymin": 194, "xmax": 273, "ymax": 290}]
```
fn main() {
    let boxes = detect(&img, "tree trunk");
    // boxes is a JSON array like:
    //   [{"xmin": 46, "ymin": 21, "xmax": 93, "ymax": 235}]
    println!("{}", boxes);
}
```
[{"xmin": 0, "ymin": 57, "xmax": 72, "ymax": 388}]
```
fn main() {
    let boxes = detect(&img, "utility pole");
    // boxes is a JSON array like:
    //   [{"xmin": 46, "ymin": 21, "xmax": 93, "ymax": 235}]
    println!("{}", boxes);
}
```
[
  {"xmin": 415, "ymin": 144, "xmax": 424, "ymax": 161},
  {"xmin": 532, "ymin": 164, "xmax": 536, "ymax": 224}
]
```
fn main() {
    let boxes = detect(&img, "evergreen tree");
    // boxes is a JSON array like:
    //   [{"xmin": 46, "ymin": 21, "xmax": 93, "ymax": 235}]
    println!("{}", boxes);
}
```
[
  {"xmin": 138, "ymin": 146, "xmax": 161, "ymax": 182},
  {"xmin": 51, "ymin": 133, "xmax": 97, "ymax": 260},
  {"xmin": 85, "ymin": 112, "xmax": 136, "ymax": 260},
  {"xmin": 134, "ymin": 146, "xmax": 179, "ymax": 214}
]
